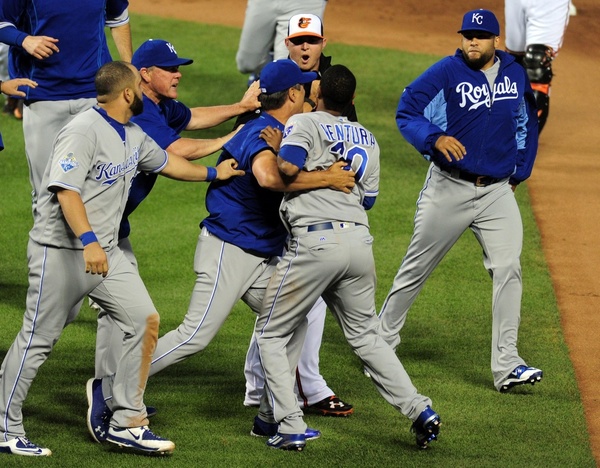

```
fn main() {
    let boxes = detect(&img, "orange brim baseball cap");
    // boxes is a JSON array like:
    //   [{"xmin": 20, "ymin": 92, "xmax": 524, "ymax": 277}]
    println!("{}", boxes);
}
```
[{"xmin": 286, "ymin": 14, "xmax": 324, "ymax": 40}]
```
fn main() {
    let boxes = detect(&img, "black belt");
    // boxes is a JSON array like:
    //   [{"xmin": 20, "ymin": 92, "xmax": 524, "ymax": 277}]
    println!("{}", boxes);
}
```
[
  {"xmin": 439, "ymin": 166, "xmax": 500, "ymax": 187},
  {"xmin": 307, "ymin": 222, "xmax": 354, "ymax": 232}
]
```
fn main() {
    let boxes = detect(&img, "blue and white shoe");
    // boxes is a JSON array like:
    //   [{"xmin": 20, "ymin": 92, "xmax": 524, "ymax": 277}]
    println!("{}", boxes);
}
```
[
  {"xmin": 86, "ymin": 378, "xmax": 112, "ymax": 443},
  {"xmin": 0, "ymin": 436, "xmax": 52, "ymax": 456},
  {"xmin": 106, "ymin": 426, "xmax": 175, "ymax": 454},
  {"xmin": 250, "ymin": 416, "xmax": 320, "ymax": 440},
  {"xmin": 146, "ymin": 406, "xmax": 158, "ymax": 418},
  {"xmin": 266, "ymin": 432, "xmax": 308, "ymax": 451},
  {"xmin": 499, "ymin": 365, "xmax": 543, "ymax": 393},
  {"xmin": 411, "ymin": 406, "xmax": 441, "ymax": 449}
]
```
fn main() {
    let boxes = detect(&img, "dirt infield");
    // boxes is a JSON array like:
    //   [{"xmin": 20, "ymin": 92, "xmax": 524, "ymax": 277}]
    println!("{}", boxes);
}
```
[{"xmin": 129, "ymin": 0, "xmax": 600, "ymax": 461}]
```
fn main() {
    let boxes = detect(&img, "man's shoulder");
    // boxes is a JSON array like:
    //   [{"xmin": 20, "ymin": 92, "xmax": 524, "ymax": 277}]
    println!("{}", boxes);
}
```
[
  {"xmin": 318, "ymin": 54, "xmax": 333, "ymax": 73},
  {"xmin": 61, "ymin": 107, "xmax": 102, "ymax": 134}
]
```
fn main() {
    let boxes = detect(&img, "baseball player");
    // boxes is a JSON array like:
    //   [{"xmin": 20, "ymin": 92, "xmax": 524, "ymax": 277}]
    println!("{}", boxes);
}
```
[
  {"xmin": 91, "ymin": 38, "xmax": 260, "ymax": 380},
  {"xmin": 86, "ymin": 59, "xmax": 355, "ymax": 444},
  {"xmin": 236, "ymin": 0, "xmax": 328, "ymax": 81},
  {"xmin": 0, "ymin": 0, "xmax": 132, "ymax": 211},
  {"xmin": 504, "ymin": 0, "xmax": 571, "ymax": 132},
  {"xmin": 378, "ymin": 9, "xmax": 542, "ymax": 393},
  {"xmin": 0, "ymin": 61, "xmax": 243, "ymax": 457},
  {"xmin": 254, "ymin": 64, "xmax": 441, "ymax": 452},
  {"xmin": 241, "ymin": 13, "xmax": 355, "ymax": 416}
]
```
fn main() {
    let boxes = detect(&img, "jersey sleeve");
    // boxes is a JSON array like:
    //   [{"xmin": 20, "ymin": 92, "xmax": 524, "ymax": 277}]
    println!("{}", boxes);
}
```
[
  {"xmin": 510, "ymin": 80, "xmax": 539, "ymax": 184},
  {"xmin": 105, "ymin": 0, "xmax": 129, "ymax": 26},
  {"xmin": 361, "ymin": 142, "xmax": 381, "ymax": 206},
  {"xmin": 0, "ymin": 0, "xmax": 29, "ymax": 46},
  {"xmin": 279, "ymin": 114, "xmax": 313, "ymax": 169},
  {"xmin": 136, "ymin": 132, "xmax": 168, "ymax": 174},
  {"xmin": 132, "ymin": 99, "xmax": 191, "ymax": 150},
  {"xmin": 47, "ymin": 129, "xmax": 96, "ymax": 194},
  {"xmin": 396, "ymin": 59, "xmax": 450, "ymax": 159}
]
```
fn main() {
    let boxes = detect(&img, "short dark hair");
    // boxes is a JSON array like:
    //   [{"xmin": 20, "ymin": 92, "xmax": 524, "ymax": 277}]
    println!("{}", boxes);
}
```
[
  {"xmin": 95, "ymin": 61, "xmax": 136, "ymax": 98},
  {"xmin": 320, "ymin": 65, "xmax": 356, "ymax": 113},
  {"xmin": 259, "ymin": 84, "xmax": 302, "ymax": 111}
]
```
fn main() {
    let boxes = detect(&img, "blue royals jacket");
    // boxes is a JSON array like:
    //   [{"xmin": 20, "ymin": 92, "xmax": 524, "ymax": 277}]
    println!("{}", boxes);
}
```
[{"xmin": 397, "ymin": 49, "xmax": 538, "ymax": 185}]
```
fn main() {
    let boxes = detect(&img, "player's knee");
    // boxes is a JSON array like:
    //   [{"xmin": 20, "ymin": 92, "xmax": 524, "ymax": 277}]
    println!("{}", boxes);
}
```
[
  {"xmin": 236, "ymin": 53, "xmax": 258, "ymax": 74},
  {"xmin": 523, "ymin": 44, "xmax": 553, "ymax": 85},
  {"xmin": 487, "ymin": 260, "xmax": 521, "ymax": 281}
]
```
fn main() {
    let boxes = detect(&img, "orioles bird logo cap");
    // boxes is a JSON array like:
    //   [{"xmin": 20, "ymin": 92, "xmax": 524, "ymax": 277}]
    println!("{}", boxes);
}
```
[{"xmin": 286, "ymin": 14, "xmax": 324, "ymax": 40}]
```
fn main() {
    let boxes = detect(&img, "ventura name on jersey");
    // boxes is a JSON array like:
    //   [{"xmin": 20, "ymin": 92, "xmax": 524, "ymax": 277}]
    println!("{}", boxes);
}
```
[{"xmin": 319, "ymin": 123, "xmax": 376, "ymax": 148}]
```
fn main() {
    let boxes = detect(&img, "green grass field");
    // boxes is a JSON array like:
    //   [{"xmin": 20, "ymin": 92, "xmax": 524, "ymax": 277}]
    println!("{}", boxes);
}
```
[{"xmin": 0, "ymin": 14, "xmax": 595, "ymax": 467}]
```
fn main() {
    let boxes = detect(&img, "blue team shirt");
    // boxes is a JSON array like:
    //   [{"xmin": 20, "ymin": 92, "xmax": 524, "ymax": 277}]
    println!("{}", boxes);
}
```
[
  {"xmin": 0, "ymin": 0, "xmax": 129, "ymax": 101},
  {"xmin": 397, "ymin": 49, "xmax": 538, "ymax": 184},
  {"xmin": 118, "ymin": 95, "xmax": 192, "ymax": 239},
  {"xmin": 202, "ymin": 112, "xmax": 287, "ymax": 258}
]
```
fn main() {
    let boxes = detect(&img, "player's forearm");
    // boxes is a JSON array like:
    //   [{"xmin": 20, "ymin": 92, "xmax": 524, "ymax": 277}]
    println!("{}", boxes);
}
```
[
  {"xmin": 56, "ymin": 189, "xmax": 94, "ymax": 237},
  {"xmin": 258, "ymin": 168, "xmax": 334, "ymax": 192},
  {"xmin": 167, "ymin": 135, "xmax": 230, "ymax": 161},
  {"xmin": 160, "ymin": 154, "xmax": 242, "ymax": 182},
  {"xmin": 160, "ymin": 153, "xmax": 212, "ymax": 181},
  {"xmin": 110, "ymin": 23, "xmax": 132, "ymax": 62},
  {"xmin": 284, "ymin": 170, "xmax": 333, "ymax": 191},
  {"xmin": 188, "ymin": 105, "xmax": 252, "ymax": 130}
]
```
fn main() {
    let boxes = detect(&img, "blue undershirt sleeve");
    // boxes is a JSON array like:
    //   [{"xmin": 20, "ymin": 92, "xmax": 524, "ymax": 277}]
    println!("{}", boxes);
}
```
[
  {"xmin": 279, "ymin": 144, "xmax": 307, "ymax": 169},
  {"xmin": 0, "ymin": 26, "xmax": 27, "ymax": 46},
  {"xmin": 362, "ymin": 196, "xmax": 376, "ymax": 210}
]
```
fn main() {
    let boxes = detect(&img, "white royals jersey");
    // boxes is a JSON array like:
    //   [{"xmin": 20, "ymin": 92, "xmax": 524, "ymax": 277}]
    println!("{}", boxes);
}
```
[
  {"xmin": 30, "ymin": 107, "xmax": 168, "ymax": 250},
  {"xmin": 279, "ymin": 111, "xmax": 380, "ymax": 228}
]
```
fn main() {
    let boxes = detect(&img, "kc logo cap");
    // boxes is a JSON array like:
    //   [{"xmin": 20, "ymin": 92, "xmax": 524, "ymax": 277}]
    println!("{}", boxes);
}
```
[{"xmin": 457, "ymin": 9, "xmax": 500, "ymax": 36}]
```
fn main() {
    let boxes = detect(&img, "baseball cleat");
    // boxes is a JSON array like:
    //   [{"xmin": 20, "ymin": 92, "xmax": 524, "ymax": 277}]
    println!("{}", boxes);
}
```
[
  {"xmin": 0, "ymin": 436, "xmax": 52, "ymax": 457},
  {"xmin": 306, "ymin": 395, "xmax": 354, "ymax": 417},
  {"xmin": 106, "ymin": 426, "xmax": 175, "ymax": 454},
  {"xmin": 250, "ymin": 416, "xmax": 321, "ymax": 440},
  {"xmin": 499, "ymin": 365, "xmax": 543, "ymax": 393},
  {"xmin": 86, "ymin": 377, "xmax": 112, "ymax": 443},
  {"xmin": 266, "ymin": 432, "xmax": 309, "ymax": 451},
  {"xmin": 146, "ymin": 406, "xmax": 158, "ymax": 418},
  {"xmin": 411, "ymin": 406, "xmax": 441, "ymax": 449}
]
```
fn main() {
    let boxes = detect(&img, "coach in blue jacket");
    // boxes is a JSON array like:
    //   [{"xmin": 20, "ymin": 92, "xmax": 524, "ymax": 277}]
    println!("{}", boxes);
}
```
[{"xmin": 378, "ymin": 9, "xmax": 542, "ymax": 393}]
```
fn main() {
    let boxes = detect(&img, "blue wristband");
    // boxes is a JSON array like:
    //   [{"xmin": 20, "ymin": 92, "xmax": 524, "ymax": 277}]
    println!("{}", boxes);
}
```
[
  {"xmin": 206, "ymin": 166, "xmax": 217, "ymax": 182},
  {"xmin": 79, "ymin": 231, "xmax": 98, "ymax": 247}
]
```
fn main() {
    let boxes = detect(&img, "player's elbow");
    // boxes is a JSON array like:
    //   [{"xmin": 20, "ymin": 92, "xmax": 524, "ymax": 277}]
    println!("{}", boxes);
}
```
[
  {"xmin": 236, "ymin": 53, "xmax": 259, "ymax": 74},
  {"xmin": 255, "ymin": 171, "xmax": 283, "ymax": 191},
  {"xmin": 277, "ymin": 159, "xmax": 300, "ymax": 178}
]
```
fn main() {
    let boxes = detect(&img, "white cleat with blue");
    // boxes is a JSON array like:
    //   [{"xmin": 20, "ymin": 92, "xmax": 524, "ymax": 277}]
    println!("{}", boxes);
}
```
[
  {"xmin": 0, "ymin": 436, "xmax": 52, "ymax": 456},
  {"xmin": 107, "ymin": 425, "xmax": 175, "ymax": 454}
]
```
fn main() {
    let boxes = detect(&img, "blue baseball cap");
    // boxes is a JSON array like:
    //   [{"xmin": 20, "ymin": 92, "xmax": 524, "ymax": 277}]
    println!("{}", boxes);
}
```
[
  {"xmin": 259, "ymin": 59, "xmax": 318, "ymax": 94},
  {"xmin": 458, "ymin": 9, "xmax": 500, "ymax": 36},
  {"xmin": 132, "ymin": 39, "xmax": 193, "ymax": 70}
]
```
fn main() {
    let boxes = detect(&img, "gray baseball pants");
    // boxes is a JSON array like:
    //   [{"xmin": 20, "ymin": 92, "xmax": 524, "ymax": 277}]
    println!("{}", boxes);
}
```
[
  {"xmin": 23, "ymin": 99, "xmax": 95, "ymax": 208},
  {"xmin": 378, "ymin": 163, "xmax": 527, "ymax": 390},
  {"xmin": 0, "ymin": 240, "xmax": 157, "ymax": 438},
  {"xmin": 148, "ymin": 228, "xmax": 276, "ymax": 375},
  {"xmin": 256, "ymin": 224, "xmax": 431, "ymax": 434}
]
